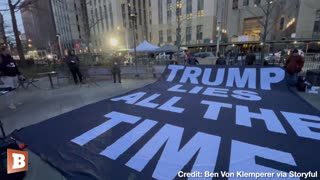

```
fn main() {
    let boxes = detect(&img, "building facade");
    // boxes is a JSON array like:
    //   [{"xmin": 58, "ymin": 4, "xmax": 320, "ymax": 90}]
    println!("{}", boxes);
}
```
[
  {"xmin": 150, "ymin": 0, "xmax": 219, "ymax": 47},
  {"xmin": 86, "ymin": 0, "xmax": 150, "ymax": 52},
  {"xmin": 21, "ymin": 0, "xmax": 89, "ymax": 55},
  {"xmin": 223, "ymin": 0, "xmax": 320, "ymax": 43}
]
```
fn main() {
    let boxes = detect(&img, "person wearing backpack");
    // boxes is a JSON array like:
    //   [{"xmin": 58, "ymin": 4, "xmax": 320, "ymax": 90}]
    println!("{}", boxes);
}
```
[{"xmin": 284, "ymin": 49, "xmax": 304, "ymax": 86}]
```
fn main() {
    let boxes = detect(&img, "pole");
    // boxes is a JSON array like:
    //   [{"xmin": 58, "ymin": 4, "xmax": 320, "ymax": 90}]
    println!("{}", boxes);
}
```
[
  {"xmin": 57, "ymin": 35, "xmax": 63, "ymax": 58},
  {"xmin": 216, "ymin": 22, "xmax": 221, "ymax": 58},
  {"xmin": 131, "ymin": 11, "xmax": 138, "ymax": 77}
]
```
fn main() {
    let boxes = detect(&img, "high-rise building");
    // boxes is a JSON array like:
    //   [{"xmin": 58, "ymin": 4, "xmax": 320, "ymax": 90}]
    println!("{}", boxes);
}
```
[
  {"xmin": 86, "ymin": 0, "xmax": 150, "ymax": 51},
  {"xmin": 21, "ymin": 0, "xmax": 89, "ymax": 55},
  {"xmin": 149, "ymin": 0, "xmax": 219, "ymax": 47}
]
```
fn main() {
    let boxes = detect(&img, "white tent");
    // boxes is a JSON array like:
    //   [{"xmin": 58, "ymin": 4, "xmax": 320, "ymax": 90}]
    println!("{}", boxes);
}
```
[{"xmin": 129, "ymin": 40, "xmax": 159, "ymax": 53}]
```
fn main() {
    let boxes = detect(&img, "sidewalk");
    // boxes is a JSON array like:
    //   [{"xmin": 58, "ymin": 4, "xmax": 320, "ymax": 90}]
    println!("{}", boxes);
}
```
[{"xmin": 0, "ymin": 78, "xmax": 156, "ymax": 180}]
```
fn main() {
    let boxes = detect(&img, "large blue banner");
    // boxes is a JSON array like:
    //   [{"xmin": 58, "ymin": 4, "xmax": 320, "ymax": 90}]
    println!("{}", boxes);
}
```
[{"xmin": 13, "ymin": 65, "xmax": 320, "ymax": 179}]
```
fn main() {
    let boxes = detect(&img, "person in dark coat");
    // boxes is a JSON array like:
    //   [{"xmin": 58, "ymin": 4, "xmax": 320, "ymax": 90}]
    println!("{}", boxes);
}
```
[
  {"xmin": 284, "ymin": 49, "xmax": 304, "ymax": 86},
  {"xmin": 245, "ymin": 50, "xmax": 256, "ymax": 65},
  {"xmin": 66, "ymin": 49, "xmax": 83, "ymax": 84},
  {"xmin": 111, "ymin": 56, "xmax": 121, "ymax": 83},
  {"xmin": 0, "ymin": 47, "xmax": 24, "ymax": 109},
  {"xmin": 188, "ymin": 54, "xmax": 199, "ymax": 65},
  {"xmin": 216, "ymin": 53, "xmax": 226, "ymax": 65}
]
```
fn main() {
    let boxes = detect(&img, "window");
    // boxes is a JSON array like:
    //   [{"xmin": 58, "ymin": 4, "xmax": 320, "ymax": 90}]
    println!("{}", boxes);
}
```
[
  {"xmin": 186, "ymin": 26, "xmax": 192, "ymax": 42},
  {"xmin": 167, "ymin": 29, "xmax": 172, "ymax": 42},
  {"xmin": 187, "ymin": 0, "xmax": 192, "ymax": 14},
  {"xmin": 167, "ymin": 10, "xmax": 172, "ymax": 23},
  {"xmin": 100, "ymin": 6, "xmax": 104, "ymax": 31},
  {"xmin": 232, "ymin": 0, "xmax": 238, "ymax": 9},
  {"xmin": 109, "ymin": 2, "xmax": 114, "ymax": 29},
  {"xmin": 158, "ymin": 0, "xmax": 163, "ymax": 24},
  {"xmin": 279, "ymin": 17, "xmax": 285, "ymax": 30},
  {"xmin": 254, "ymin": 0, "xmax": 261, "ymax": 5},
  {"xmin": 121, "ymin": 3, "xmax": 126, "ymax": 27},
  {"xmin": 196, "ymin": 25, "xmax": 203, "ymax": 40},
  {"xmin": 197, "ymin": 0, "xmax": 204, "ymax": 11},
  {"xmin": 104, "ymin": 5, "xmax": 109, "ymax": 31},
  {"xmin": 313, "ymin": 10, "xmax": 320, "ymax": 34},
  {"xmin": 95, "ymin": 8, "xmax": 99, "ymax": 33},
  {"xmin": 138, "ymin": 0, "xmax": 142, "ymax": 25},
  {"xmin": 197, "ymin": 0, "xmax": 204, "ymax": 16},
  {"xmin": 159, "ymin": 30, "xmax": 163, "ymax": 43},
  {"xmin": 167, "ymin": 0, "xmax": 172, "ymax": 23},
  {"xmin": 243, "ymin": 0, "xmax": 249, "ymax": 6}
]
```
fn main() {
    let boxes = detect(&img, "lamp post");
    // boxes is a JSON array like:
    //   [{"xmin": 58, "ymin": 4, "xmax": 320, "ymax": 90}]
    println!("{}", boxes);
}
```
[
  {"xmin": 56, "ymin": 34, "xmax": 63, "ymax": 58},
  {"xmin": 216, "ymin": 22, "xmax": 221, "ymax": 58},
  {"xmin": 130, "ymin": 6, "xmax": 138, "ymax": 77}
]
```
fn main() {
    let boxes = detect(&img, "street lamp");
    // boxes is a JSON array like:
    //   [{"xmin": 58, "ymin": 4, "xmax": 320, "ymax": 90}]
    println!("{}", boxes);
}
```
[
  {"xmin": 216, "ymin": 21, "xmax": 221, "ymax": 57},
  {"xmin": 110, "ymin": 38, "xmax": 118, "ymax": 47},
  {"xmin": 56, "ymin": 34, "xmax": 63, "ymax": 58},
  {"xmin": 129, "ymin": 5, "xmax": 138, "ymax": 77}
]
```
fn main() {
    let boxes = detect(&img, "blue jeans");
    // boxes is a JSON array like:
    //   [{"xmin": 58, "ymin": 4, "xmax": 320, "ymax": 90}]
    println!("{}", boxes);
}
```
[{"xmin": 286, "ymin": 73, "xmax": 298, "ymax": 86}]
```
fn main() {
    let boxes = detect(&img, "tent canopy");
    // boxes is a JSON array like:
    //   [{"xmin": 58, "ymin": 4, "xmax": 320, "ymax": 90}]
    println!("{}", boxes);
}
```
[
  {"xmin": 129, "ymin": 40, "xmax": 159, "ymax": 53},
  {"xmin": 155, "ymin": 44, "xmax": 178, "ymax": 52}
]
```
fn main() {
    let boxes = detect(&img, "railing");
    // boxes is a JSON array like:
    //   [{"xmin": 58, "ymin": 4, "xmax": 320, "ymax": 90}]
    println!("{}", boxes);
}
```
[{"xmin": 303, "ymin": 54, "xmax": 320, "ymax": 72}]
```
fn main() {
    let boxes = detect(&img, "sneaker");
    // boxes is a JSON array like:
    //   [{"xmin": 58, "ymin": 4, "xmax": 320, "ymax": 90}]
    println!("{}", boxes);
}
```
[{"xmin": 8, "ymin": 104, "xmax": 17, "ymax": 110}]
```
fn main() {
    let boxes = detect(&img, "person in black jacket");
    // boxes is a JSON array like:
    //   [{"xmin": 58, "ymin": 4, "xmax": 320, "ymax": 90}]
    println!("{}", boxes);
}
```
[
  {"xmin": 245, "ymin": 50, "xmax": 256, "ymax": 65},
  {"xmin": 188, "ymin": 54, "xmax": 199, "ymax": 65},
  {"xmin": 66, "ymin": 49, "xmax": 83, "ymax": 84},
  {"xmin": 0, "ymin": 47, "xmax": 24, "ymax": 109},
  {"xmin": 111, "ymin": 55, "xmax": 121, "ymax": 83},
  {"xmin": 216, "ymin": 53, "xmax": 226, "ymax": 65}
]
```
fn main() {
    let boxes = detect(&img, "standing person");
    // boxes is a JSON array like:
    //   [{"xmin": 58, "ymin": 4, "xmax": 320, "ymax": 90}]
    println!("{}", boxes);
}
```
[
  {"xmin": 216, "ymin": 53, "xmax": 226, "ymax": 65},
  {"xmin": 188, "ymin": 54, "xmax": 199, "ymax": 65},
  {"xmin": 111, "ymin": 55, "xmax": 121, "ymax": 83},
  {"xmin": 0, "ymin": 47, "xmax": 24, "ymax": 109},
  {"xmin": 184, "ymin": 50, "xmax": 190, "ymax": 65},
  {"xmin": 245, "ymin": 50, "xmax": 256, "ymax": 65},
  {"xmin": 66, "ymin": 49, "xmax": 83, "ymax": 84},
  {"xmin": 284, "ymin": 49, "xmax": 304, "ymax": 87}
]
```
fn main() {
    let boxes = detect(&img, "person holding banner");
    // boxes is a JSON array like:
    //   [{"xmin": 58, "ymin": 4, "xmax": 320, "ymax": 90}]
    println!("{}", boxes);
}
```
[{"xmin": 284, "ymin": 49, "xmax": 304, "ymax": 87}]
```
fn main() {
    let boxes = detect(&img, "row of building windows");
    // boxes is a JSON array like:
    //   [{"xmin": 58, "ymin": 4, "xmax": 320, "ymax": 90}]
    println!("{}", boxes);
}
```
[
  {"xmin": 90, "ymin": 3, "xmax": 114, "ymax": 35},
  {"xmin": 158, "ymin": 0, "xmax": 204, "ymax": 25},
  {"xmin": 232, "ymin": 0, "xmax": 261, "ymax": 9},
  {"xmin": 158, "ymin": 25, "xmax": 203, "ymax": 43}
]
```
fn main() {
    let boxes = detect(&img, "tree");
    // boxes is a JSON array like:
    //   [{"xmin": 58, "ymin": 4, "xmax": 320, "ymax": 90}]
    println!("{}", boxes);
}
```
[
  {"xmin": 245, "ymin": 0, "xmax": 298, "ymax": 64},
  {"xmin": 0, "ymin": 12, "xmax": 8, "ymax": 47},
  {"xmin": 0, "ymin": 0, "xmax": 39, "ymax": 63},
  {"xmin": 167, "ymin": 0, "xmax": 187, "ymax": 52}
]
